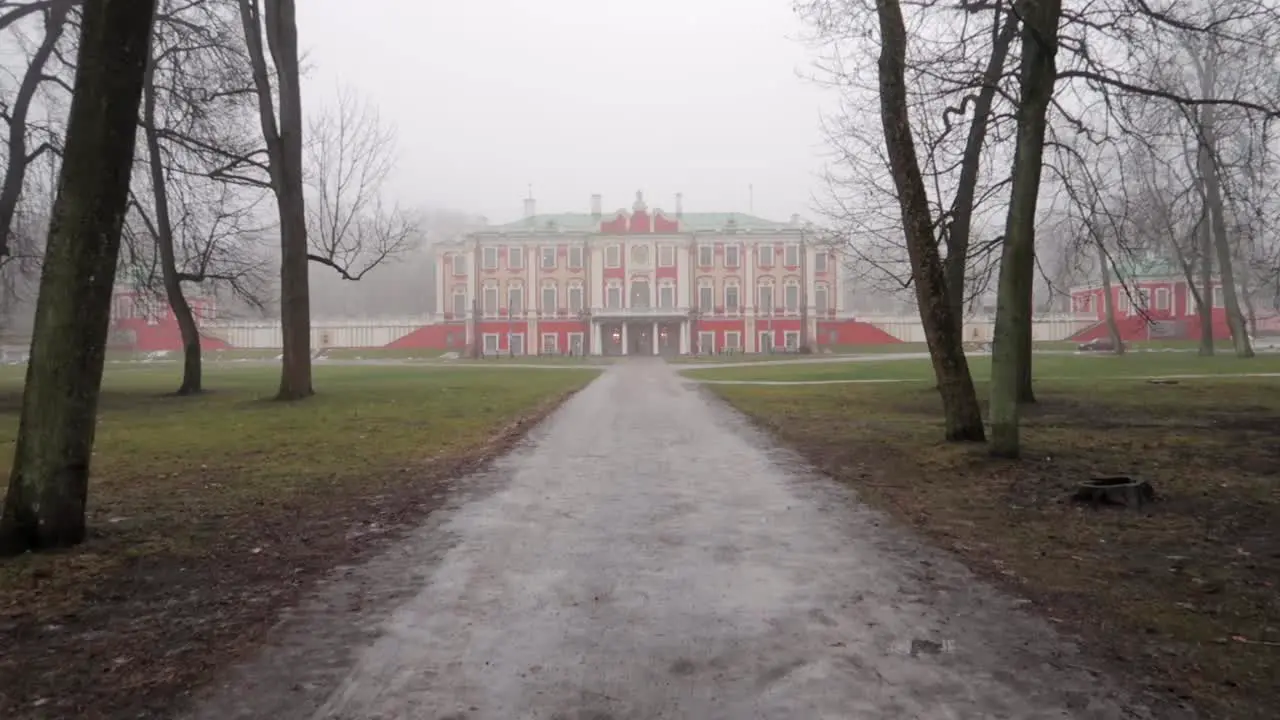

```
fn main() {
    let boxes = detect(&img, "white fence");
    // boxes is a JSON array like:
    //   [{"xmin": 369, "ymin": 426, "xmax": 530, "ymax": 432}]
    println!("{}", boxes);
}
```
[
  {"xmin": 860, "ymin": 314, "xmax": 1094, "ymax": 343},
  {"xmin": 203, "ymin": 317, "xmax": 432, "ymax": 349}
]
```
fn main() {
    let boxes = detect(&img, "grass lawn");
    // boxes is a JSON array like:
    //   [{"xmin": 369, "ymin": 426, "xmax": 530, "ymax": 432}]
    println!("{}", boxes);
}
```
[
  {"xmin": 682, "ymin": 350, "xmax": 1280, "ymax": 383},
  {"xmin": 709, "ymin": 375, "xmax": 1280, "ymax": 719},
  {"xmin": 0, "ymin": 363, "xmax": 597, "ymax": 720}
]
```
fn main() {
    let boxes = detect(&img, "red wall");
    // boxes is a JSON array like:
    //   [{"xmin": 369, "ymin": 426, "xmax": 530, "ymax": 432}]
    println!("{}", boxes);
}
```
[
  {"xmin": 385, "ymin": 322, "xmax": 468, "ymax": 350},
  {"xmin": 531, "ymin": 320, "xmax": 588, "ymax": 354},
  {"xmin": 111, "ymin": 318, "xmax": 230, "ymax": 352},
  {"xmin": 1069, "ymin": 311, "xmax": 1233, "ymax": 342},
  {"xmin": 816, "ymin": 320, "xmax": 902, "ymax": 346}
]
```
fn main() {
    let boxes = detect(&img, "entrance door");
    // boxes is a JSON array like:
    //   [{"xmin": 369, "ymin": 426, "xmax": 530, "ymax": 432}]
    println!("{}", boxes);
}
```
[
  {"xmin": 569, "ymin": 333, "xmax": 584, "ymax": 356},
  {"xmin": 509, "ymin": 333, "xmax": 525, "ymax": 356},
  {"xmin": 758, "ymin": 331, "xmax": 774, "ymax": 354},
  {"xmin": 628, "ymin": 324, "xmax": 652, "ymax": 356}
]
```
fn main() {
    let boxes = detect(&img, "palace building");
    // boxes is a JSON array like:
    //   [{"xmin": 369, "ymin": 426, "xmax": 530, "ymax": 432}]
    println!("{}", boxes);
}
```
[{"xmin": 430, "ymin": 191, "xmax": 873, "ymax": 356}]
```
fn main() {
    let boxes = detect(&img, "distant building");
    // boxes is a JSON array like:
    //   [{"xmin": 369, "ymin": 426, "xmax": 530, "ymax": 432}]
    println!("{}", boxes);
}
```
[
  {"xmin": 108, "ymin": 288, "xmax": 228, "ymax": 352},
  {"xmin": 1067, "ymin": 256, "xmax": 1233, "ymax": 341},
  {"xmin": 421, "ymin": 191, "xmax": 893, "ymax": 355}
]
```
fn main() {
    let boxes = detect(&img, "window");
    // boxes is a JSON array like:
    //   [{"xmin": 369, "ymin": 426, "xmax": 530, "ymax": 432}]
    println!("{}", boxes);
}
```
[
  {"xmin": 758, "ymin": 283, "xmax": 774, "ymax": 313},
  {"xmin": 1212, "ymin": 285, "xmax": 1224, "ymax": 308},
  {"xmin": 785, "ymin": 244, "xmax": 799, "ymax": 267},
  {"xmin": 724, "ymin": 244, "xmax": 740, "ymax": 268},
  {"xmin": 1076, "ymin": 294, "xmax": 1093, "ymax": 313},
  {"xmin": 759, "ymin": 245, "xmax": 775, "ymax": 267},
  {"xmin": 631, "ymin": 245, "xmax": 650, "ymax": 265},
  {"xmin": 606, "ymin": 244, "xmax": 621, "ymax": 268},
  {"xmin": 785, "ymin": 282, "xmax": 800, "ymax": 312},
  {"xmin": 541, "ymin": 246, "xmax": 557, "ymax": 269},
  {"xmin": 452, "ymin": 289, "xmax": 467, "ymax": 317},
  {"xmin": 482, "ymin": 246, "xmax": 498, "ymax": 270},
  {"xmin": 630, "ymin": 279, "xmax": 650, "ymax": 308},
  {"xmin": 659, "ymin": 245, "xmax": 675, "ymax": 267},
  {"xmin": 697, "ymin": 331, "xmax": 715, "ymax": 354},
  {"xmin": 724, "ymin": 284, "xmax": 740, "ymax": 313},
  {"xmin": 699, "ymin": 284, "xmax": 714, "ymax": 311},
  {"xmin": 508, "ymin": 246, "xmax": 523, "ymax": 269},
  {"xmin": 1117, "ymin": 292, "xmax": 1131, "ymax": 315},
  {"xmin": 814, "ymin": 251, "xmax": 828, "ymax": 273},
  {"xmin": 784, "ymin": 331, "xmax": 800, "ymax": 350},
  {"xmin": 1154, "ymin": 287, "xmax": 1170, "ymax": 311},
  {"xmin": 568, "ymin": 284, "xmax": 584, "ymax": 312},
  {"xmin": 483, "ymin": 285, "xmax": 499, "ymax": 316},
  {"xmin": 483, "ymin": 333, "xmax": 499, "ymax": 353},
  {"xmin": 1137, "ymin": 288, "xmax": 1151, "ymax": 310},
  {"xmin": 698, "ymin": 245, "xmax": 713, "ymax": 267},
  {"xmin": 814, "ymin": 283, "xmax": 829, "ymax": 313},
  {"xmin": 724, "ymin": 331, "xmax": 741, "ymax": 350},
  {"xmin": 507, "ymin": 284, "xmax": 523, "ymax": 314},
  {"xmin": 659, "ymin": 283, "xmax": 675, "ymax": 309},
  {"xmin": 541, "ymin": 283, "xmax": 557, "ymax": 312},
  {"xmin": 758, "ymin": 331, "xmax": 774, "ymax": 352},
  {"xmin": 541, "ymin": 333, "xmax": 559, "ymax": 354},
  {"xmin": 509, "ymin": 333, "xmax": 525, "ymax": 355},
  {"xmin": 569, "ymin": 245, "xmax": 583, "ymax": 269},
  {"xmin": 607, "ymin": 283, "xmax": 623, "ymax": 309},
  {"xmin": 451, "ymin": 254, "xmax": 467, "ymax": 276}
]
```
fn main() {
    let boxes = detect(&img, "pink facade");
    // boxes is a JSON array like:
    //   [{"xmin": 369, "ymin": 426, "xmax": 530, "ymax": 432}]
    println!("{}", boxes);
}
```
[
  {"xmin": 1067, "ymin": 274, "xmax": 1232, "ymax": 342},
  {"xmin": 108, "ymin": 289, "xmax": 229, "ymax": 352},
  {"xmin": 430, "ymin": 191, "xmax": 894, "ymax": 355}
]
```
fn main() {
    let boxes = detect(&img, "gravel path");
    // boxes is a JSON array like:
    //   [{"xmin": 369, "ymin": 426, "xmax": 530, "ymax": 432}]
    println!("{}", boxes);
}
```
[{"xmin": 187, "ymin": 359, "xmax": 1166, "ymax": 720}]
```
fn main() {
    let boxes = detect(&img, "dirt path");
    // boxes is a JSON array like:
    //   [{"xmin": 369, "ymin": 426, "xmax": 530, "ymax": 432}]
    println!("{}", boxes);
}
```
[{"xmin": 188, "ymin": 360, "xmax": 1168, "ymax": 720}]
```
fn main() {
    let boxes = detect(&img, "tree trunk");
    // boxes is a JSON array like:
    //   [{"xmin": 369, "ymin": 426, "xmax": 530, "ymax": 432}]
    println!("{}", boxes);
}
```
[
  {"xmin": 142, "ymin": 50, "xmax": 203, "ymax": 395},
  {"xmin": 0, "ymin": 5, "xmax": 68, "ymax": 256},
  {"xmin": 238, "ymin": 0, "xmax": 312, "ymax": 398},
  {"xmin": 875, "ymin": 0, "xmax": 984, "ymax": 442},
  {"xmin": 1017, "ymin": 273, "xmax": 1036, "ymax": 402},
  {"xmin": 0, "ymin": 0, "xmax": 156, "ymax": 555},
  {"xmin": 989, "ymin": 0, "xmax": 1061, "ymax": 458},
  {"xmin": 944, "ymin": 10, "xmax": 1019, "ymax": 331},
  {"xmin": 1097, "ymin": 242, "xmax": 1124, "ymax": 355},
  {"xmin": 1198, "ymin": 127, "xmax": 1253, "ymax": 358},
  {"xmin": 1195, "ymin": 213, "xmax": 1214, "ymax": 355}
]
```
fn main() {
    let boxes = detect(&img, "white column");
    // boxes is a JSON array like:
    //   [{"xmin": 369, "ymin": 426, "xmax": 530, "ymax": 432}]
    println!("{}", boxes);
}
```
[
  {"xmin": 679, "ymin": 320, "xmax": 690, "ymax": 354},
  {"xmin": 621, "ymin": 322, "xmax": 629, "ymax": 355},
  {"xmin": 528, "ymin": 246, "xmax": 538, "ymax": 314},
  {"xmin": 676, "ymin": 238, "xmax": 690, "ymax": 310},
  {"xmin": 652, "ymin": 321, "xmax": 659, "ymax": 354},
  {"xmin": 434, "ymin": 250, "xmax": 446, "ymax": 321},
  {"xmin": 591, "ymin": 321, "xmax": 603, "ymax": 355}
]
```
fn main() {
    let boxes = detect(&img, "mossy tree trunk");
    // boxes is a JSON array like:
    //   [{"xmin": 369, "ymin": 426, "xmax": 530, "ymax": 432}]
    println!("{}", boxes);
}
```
[{"xmin": 0, "ymin": 0, "xmax": 156, "ymax": 554}]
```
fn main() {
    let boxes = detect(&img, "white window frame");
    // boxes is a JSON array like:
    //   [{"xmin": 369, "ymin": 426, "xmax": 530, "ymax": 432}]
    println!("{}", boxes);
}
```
[
  {"xmin": 605, "ymin": 244, "xmax": 621, "ymax": 268},
  {"xmin": 659, "ymin": 283, "xmax": 675, "ymax": 309},
  {"xmin": 482, "ymin": 246, "xmax": 499, "ymax": 270},
  {"xmin": 698, "ymin": 245, "xmax": 714, "ymax": 267},
  {"xmin": 568, "ymin": 245, "xmax": 583, "ymax": 269},
  {"xmin": 630, "ymin": 279, "xmax": 651, "ymax": 308},
  {"xmin": 568, "ymin": 283, "xmax": 584, "ymax": 312},
  {"xmin": 1212, "ymin": 285, "xmax": 1224, "ymax": 308},
  {"xmin": 724, "ymin": 244, "xmax": 740, "ymax": 268},
  {"xmin": 541, "ymin": 246, "xmax": 557, "ymax": 270},
  {"xmin": 507, "ymin": 284, "xmax": 524, "ymax": 314},
  {"xmin": 785, "ymin": 282, "xmax": 800, "ymax": 312},
  {"xmin": 452, "ymin": 290, "xmax": 467, "ymax": 317},
  {"xmin": 784, "ymin": 331, "xmax": 800, "ymax": 349},
  {"xmin": 698, "ymin": 331, "xmax": 715, "ymax": 354},
  {"xmin": 1137, "ymin": 288, "xmax": 1151, "ymax": 310},
  {"xmin": 724, "ymin": 331, "xmax": 741, "ymax": 350},
  {"xmin": 631, "ymin": 244, "xmax": 650, "ymax": 265},
  {"xmin": 451, "ymin": 254, "xmax": 467, "ymax": 276},
  {"xmin": 1117, "ymin": 292, "xmax": 1132, "ymax": 315},
  {"xmin": 814, "ymin": 283, "xmax": 829, "ymax": 312},
  {"xmin": 541, "ymin": 283, "xmax": 557, "ymax": 313},
  {"xmin": 658, "ymin": 244, "xmax": 675, "ymax": 267},
  {"xmin": 541, "ymin": 333, "xmax": 559, "ymax": 354},
  {"xmin": 724, "ymin": 283, "xmax": 740, "ymax": 313},
  {"xmin": 1154, "ymin": 287, "xmax": 1170, "ymax": 311},
  {"xmin": 814, "ymin": 251, "xmax": 828, "ymax": 273},
  {"xmin": 606, "ymin": 283, "xmax": 623, "ymax": 309},
  {"xmin": 508, "ymin": 246, "xmax": 523, "ymax": 270},
  {"xmin": 698, "ymin": 284, "xmax": 714, "ymax": 311},
  {"xmin": 483, "ymin": 333, "xmax": 500, "ymax": 353},
  {"xmin": 759, "ymin": 245, "xmax": 775, "ymax": 267},
  {"xmin": 758, "ymin": 283, "xmax": 774, "ymax": 313},
  {"xmin": 785, "ymin": 243, "xmax": 799, "ymax": 267},
  {"xmin": 483, "ymin": 284, "xmax": 499, "ymax": 317},
  {"xmin": 509, "ymin": 333, "xmax": 525, "ymax": 355}
]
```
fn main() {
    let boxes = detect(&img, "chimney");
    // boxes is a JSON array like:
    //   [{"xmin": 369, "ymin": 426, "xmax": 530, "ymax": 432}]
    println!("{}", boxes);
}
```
[
  {"xmin": 790, "ymin": 213, "xmax": 801, "ymax": 226},
  {"xmin": 523, "ymin": 197, "xmax": 536, "ymax": 218},
  {"xmin": 675, "ymin": 192, "xmax": 684, "ymax": 218},
  {"xmin": 591, "ymin": 194, "xmax": 602, "ymax": 218}
]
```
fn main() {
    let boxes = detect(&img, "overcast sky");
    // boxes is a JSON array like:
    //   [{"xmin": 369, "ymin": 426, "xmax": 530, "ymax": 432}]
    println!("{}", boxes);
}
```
[{"xmin": 296, "ymin": 0, "xmax": 832, "ymax": 225}]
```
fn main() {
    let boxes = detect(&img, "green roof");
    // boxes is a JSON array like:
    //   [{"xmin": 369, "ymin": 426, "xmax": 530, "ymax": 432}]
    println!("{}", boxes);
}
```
[
  {"xmin": 1112, "ymin": 256, "xmax": 1182, "ymax": 280},
  {"xmin": 485, "ymin": 211, "xmax": 797, "ymax": 234}
]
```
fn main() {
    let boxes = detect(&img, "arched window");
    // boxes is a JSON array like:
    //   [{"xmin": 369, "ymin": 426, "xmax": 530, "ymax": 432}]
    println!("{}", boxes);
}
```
[
  {"xmin": 757, "ymin": 280, "xmax": 775, "ymax": 313},
  {"xmin": 541, "ymin": 281, "xmax": 558, "ymax": 313},
  {"xmin": 814, "ymin": 282, "xmax": 829, "ymax": 313},
  {"xmin": 507, "ymin": 282, "xmax": 524, "ymax": 314},
  {"xmin": 606, "ymin": 280, "xmax": 623, "ymax": 309},
  {"xmin": 631, "ymin": 244, "xmax": 650, "ymax": 265},
  {"xmin": 630, "ymin": 277, "xmax": 651, "ymax": 308},
  {"xmin": 724, "ymin": 280, "xmax": 741, "ymax": 313}
]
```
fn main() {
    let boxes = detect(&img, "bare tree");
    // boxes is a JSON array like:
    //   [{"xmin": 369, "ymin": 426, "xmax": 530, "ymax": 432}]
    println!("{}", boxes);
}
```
[
  {"xmin": 1, "ymin": 0, "xmax": 155, "ymax": 554},
  {"xmin": 237, "ymin": 0, "xmax": 311, "ymax": 400},
  {"xmin": 305, "ymin": 87, "xmax": 418, "ymax": 281}
]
